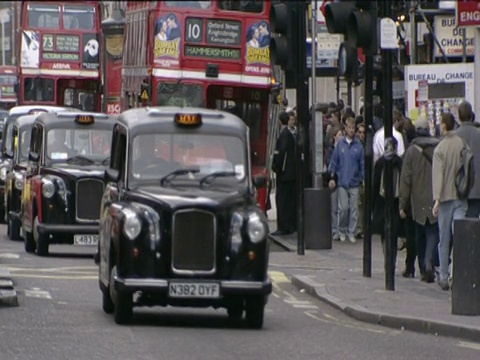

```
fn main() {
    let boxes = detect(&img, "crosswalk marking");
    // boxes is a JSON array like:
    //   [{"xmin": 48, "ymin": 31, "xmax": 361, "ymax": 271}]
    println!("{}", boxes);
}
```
[{"xmin": 24, "ymin": 288, "xmax": 52, "ymax": 300}]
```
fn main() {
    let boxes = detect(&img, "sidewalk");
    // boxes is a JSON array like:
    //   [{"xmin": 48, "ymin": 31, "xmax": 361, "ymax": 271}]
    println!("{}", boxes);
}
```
[
  {"xmin": 0, "ymin": 265, "xmax": 18, "ymax": 307},
  {"xmin": 269, "ymin": 230, "xmax": 480, "ymax": 342}
]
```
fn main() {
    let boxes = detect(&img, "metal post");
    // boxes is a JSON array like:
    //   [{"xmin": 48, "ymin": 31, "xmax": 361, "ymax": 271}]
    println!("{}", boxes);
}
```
[
  {"xmin": 296, "ymin": 2, "xmax": 308, "ymax": 255},
  {"xmin": 363, "ymin": 54, "xmax": 374, "ymax": 278},
  {"xmin": 410, "ymin": 1, "xmax": 417, "ymax": 65},
  {"xmin": 382, "ymin": 0, "xmax": 395, "ymax": 291},
  {"xmin": 347, "ymin": 80, "xmax": 352, "ymax": 107}
]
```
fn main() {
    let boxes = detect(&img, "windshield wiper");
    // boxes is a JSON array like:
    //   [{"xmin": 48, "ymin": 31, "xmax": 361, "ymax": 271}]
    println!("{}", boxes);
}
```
[
  {"xmin": 101, "ymin": 156, "xmax": 110, "ymax": 166},
  {"xmin": 66, "ymin": 155, "xmax": 95, "ymax": 165},
  {"xmin": 160, "ymin": 168, "xmax": 200, "ymax": 186},
  {"xmin": 199, "ymin": 171, "xmax": 238, "ymax": 186}
]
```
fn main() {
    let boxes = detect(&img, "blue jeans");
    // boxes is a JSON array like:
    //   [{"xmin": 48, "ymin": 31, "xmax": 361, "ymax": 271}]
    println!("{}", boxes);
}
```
[
  {"xmin": 337, "ymin": 187, "xmax": 359, "ymax": 237},
  {"xmin": 437, "ymin": 200, "xmax": 467, "ymax": 283},
  {"xmin": 415, "ymin": 220, "xmax": 439, "ymax": 275},
  {"xmin": 331, "ymin": 189, "xmax": 339, "ymax": 237}
]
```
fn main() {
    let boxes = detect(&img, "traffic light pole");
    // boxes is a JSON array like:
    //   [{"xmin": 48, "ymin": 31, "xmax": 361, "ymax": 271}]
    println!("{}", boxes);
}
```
[
  {"xmin": 382, "ymin": 0, "xmax": 395, "ymax": 291},
  {"xmin": 362, "ymin": 53, "xmax": 374, "ymax": 278},
  {"xmin": 295, "ymin": 1, "xmax": 308, "ymax": 256}
]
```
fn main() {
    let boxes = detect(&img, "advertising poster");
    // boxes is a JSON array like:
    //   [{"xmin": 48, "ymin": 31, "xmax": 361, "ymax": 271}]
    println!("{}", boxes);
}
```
[
  {"xmin": 82, "ymin": 34, "xmax": 100, "ymax": 69},
  {"xmin": 244, "ymin": 20, "xmax": 270, "ymax": 76},
  {"xmin": 20, "ymin": 30, "xmax": 39, "ymax": 68},
  {"xmin": 154, "ymin": 13, "xmax": 181, "ymax": 67},
  {"xmin": 105, "ymin": 33, "xmax": 124, "ymax": 115},
  {"xmin": 404, "ymin": 63, "xmax": 474, "ymax": 133}
]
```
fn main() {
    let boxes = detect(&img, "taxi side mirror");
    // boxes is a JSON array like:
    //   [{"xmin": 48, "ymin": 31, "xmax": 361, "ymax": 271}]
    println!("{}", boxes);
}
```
[
  {"xmin": 3, "ymin": 150, "xmax": 13, "ymax": 159},
  {"xmin": 252, "ymin": 174, "xmax": 267, "ymax": 188},
  {"xmin": 105, "ymin": 168, "xmax": 120, "ymax": 182},
  {"xmin": 28, "ymin": 151, "xmax": 39, "ymax": 162}
]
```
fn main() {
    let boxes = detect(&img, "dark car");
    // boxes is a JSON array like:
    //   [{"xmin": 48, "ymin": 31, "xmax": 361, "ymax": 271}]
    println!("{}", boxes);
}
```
[
  {"xmin": 3, "ymin": 114, "xmax": 37, "ymax": 240},
  {"xmin": 0, "ymin": 105, "xmax": 75, "ymax": 223},
  {"xmin": 21, "ymin": 111, "xmax": 115, "ymax": 256},
  {"xmin": 98, "ymin": 107, "xmax": 271, "ymax": 328}
]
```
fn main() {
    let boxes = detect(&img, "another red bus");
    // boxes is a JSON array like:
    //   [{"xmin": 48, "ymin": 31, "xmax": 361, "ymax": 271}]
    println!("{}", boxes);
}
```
[
  {"xmin": 120, "ymin": 0, "xmax": 272, "ymax": 211},
  {"xmin": 18, "ymin": 1, "xmax": 102, "ymax": 111}
]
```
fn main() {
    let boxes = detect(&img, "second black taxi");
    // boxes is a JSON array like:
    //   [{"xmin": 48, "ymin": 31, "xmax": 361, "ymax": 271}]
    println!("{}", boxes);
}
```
[
  {"xmin": 98, "ymin": 107, "xmax": 271, "ymax": 328},
  {"xmin": 21, "ymin": 111, "xmax": 115, "ymax": 256}
]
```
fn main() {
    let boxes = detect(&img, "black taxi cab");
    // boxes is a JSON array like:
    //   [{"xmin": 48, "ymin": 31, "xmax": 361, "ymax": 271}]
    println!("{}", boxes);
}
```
[
  {"xmin": 0, "ymin": 106, "xmax": 75, "ymax": 223},
  {"xmin": 98, "ymin": 107, "xmax": 271, "ymax": 328},
  {"xmin": 3, "ymin": 114, "xmax": 38, "ymax": 240},
  {"xmin": 21, "ymin": 112, "xmax": 115, "ymax": 256}
]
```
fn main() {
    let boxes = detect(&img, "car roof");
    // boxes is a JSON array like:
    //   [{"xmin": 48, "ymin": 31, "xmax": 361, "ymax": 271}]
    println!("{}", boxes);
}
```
[
  {"xmin": 34, "ymin": 111, "xmax": 115, "ymax": 130},
  {"xmin": 9, "ymin": 114, "xmax": 38, "ymax": 129},
  {"xmin": 117, "ymin": 107, "xmax": 247, "ymax": 135},
  {"xmin": 8, "ymin": 105, "xmax": 77, "ymax": 116}
]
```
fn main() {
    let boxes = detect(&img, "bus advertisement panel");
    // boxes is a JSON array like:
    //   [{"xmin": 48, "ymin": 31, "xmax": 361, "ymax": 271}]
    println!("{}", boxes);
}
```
[
  {"xmin": 120, "ymin": 0, "xmax": 272, "ymax": 211},
  {"xmin": 18, "ymin": 1, "xmax": 102, "ymax": 111}
]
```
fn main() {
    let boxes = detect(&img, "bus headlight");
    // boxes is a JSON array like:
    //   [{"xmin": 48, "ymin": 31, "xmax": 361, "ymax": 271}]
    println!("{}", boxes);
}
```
[
  {"xmin": 247, "ymin": 212, "xmax": 266, "ymax": 244},
  {"xmin": 41, "ymin": 179, "xmax": 55, "ymax": 198},
  {"xmin": 14, "ymin": 174, "xmax": 23, "ymax": 190},
  {"xmin": 123, "ymin": 208, "xmax": 142, "ymax": 240},
  {"xmin": 0, "ymin": 167, "xmax": 7, "ymax": 181}
]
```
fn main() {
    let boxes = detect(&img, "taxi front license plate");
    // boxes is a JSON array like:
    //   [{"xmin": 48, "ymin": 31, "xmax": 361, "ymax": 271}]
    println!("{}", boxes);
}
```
[
  {"xmin": 74, "ymin": 234, "xmax": 99, "ymax": 245},
  {"xmin": 169, "ymin": 282, "xmax": 220, "ymax": 299}
]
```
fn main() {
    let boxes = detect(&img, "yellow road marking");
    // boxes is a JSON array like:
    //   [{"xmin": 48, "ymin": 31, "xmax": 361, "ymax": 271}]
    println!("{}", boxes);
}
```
[
  {"xmin": 268, "ymin": 270, "xmax": 290, "ymax": 284},
  {"xmin": 458, "ymin": 341, "xmax": 480, "ymax": 351}
]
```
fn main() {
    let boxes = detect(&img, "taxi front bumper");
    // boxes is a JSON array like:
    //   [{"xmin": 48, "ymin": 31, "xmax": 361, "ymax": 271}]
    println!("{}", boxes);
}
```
[{"xmin": 37, "ymin": 223, "xmax": 99, "ymax": 235}]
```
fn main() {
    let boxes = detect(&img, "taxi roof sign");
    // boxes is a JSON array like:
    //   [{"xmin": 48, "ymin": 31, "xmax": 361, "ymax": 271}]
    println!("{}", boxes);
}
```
[
  {"xmin": 75, "ymin": 114, "xmax": 95, "ymax": 125},
  {"xmin": 174, "ymin": 113, "xmax": 202, "ymax": 126}
]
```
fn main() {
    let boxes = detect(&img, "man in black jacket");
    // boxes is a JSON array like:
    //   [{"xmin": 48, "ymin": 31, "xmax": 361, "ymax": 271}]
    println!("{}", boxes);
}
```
[{"xmin": 271, "ymin": 111, "xmax": 297, "ymax": 235}]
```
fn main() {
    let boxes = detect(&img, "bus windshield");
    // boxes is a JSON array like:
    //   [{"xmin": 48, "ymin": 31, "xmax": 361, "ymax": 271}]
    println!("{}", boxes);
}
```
[
  {"xmin": 63, "ymin": 5, "xmax": 95, "ymax": 30},
  {"xmin": 157, "ymin": 83, "xmax": 204, "ymax": 108},
  {"xmin": 217, "ymin": 0, "xmax": 264, "ymax": 13},
  {"xmin": 28, "ymin": 3, "xmax": 60, "ymax": 28},
  {"xmin": 165, "ymin": 1, "xmax": 212, "ymax": 9}
]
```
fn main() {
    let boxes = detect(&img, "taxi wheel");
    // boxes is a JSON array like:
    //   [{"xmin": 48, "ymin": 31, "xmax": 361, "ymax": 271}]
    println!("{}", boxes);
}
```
[
  {"xmin": 8, "ymin": 218, "xmax": 21, "ymax": 241},
  {"xmin": 227, "ymin": 298, "xmax": 244, "ymax": 319},
  {"xmin": 0, "ymin": 209, "xmax": 6, "ymax": 224},
  {"xmin": 24, "ymin": 230, "xmax": 36, "ymax": 253},
  {"xmin": 102, "ymin": 290, "xmax": 114, "ymax": 314},
  {"xmin": 245, "ymin": 295, "xmax": 265, "ymax": 329},
  {"xmin": 110, "ymin": 266, "xmax": 133, "ymax": 324},
  {"xmin": 33, "ymin": 216, "xmax": 49, "ymax": 256}
]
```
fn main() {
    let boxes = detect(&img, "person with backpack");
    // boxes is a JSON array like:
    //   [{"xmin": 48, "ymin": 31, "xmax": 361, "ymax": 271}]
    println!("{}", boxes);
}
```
[
  {"xmin": 399, "ymin": 118, "xmax": 439, "ymax": 283},
  {"xmin": 432, "ymin": 113, "xmax": 469, "ymax": 291},
  {"xmin": 455, "ymin": 101, "xmax": 480, "ymax": 217}
]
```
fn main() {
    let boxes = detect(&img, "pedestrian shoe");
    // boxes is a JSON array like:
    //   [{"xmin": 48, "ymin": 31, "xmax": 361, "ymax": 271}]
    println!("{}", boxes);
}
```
[
  {"xmin": 356, "ymin": 232, "xmax": 363, "ymax": 239},
  {"xmin": 420, "ymin": 273, "xmax": 434, "ymax": 283},
  {"xmin": 339, "ymin": 234, "xmax": 346, "ymax": 242},
  {"xmin": 332, "ymin": 234, "xmax": 340, "ymax": 241},
  {"xmin": 437, "ymin": 280, "xmax": 450, "ymax": 291},
  {"xmin": 348, "ymin": 235, "xmax": 357, "ymax": 244},
  {"xmin": 402, "ymin": 269, "xmax": 415, "ymax": 278}
]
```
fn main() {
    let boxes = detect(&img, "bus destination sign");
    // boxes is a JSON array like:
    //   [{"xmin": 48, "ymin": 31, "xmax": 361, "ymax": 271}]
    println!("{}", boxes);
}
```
[
  {"xmin": 56, "ymin": 35, "xmax": 80, "ymax": 52},
  {"xmin": 206, "ymin": 19, "xmax": 242, "ymax": 46},
  {"xmin": 184, "ymin": 45, "xmax": 240, "ymax": 60}
]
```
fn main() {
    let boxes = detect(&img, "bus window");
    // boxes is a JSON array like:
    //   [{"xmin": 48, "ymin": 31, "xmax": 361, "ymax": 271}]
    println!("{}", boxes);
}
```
[
  {"xmin": 218, "ymin": 0, "xmax": 263, "ymax": 13},
  {"xmin": 165, "ymin": 1, "xmax": 211, "ymax": 9},
  {"xmin": 216, "ymin": 100, "xmax": 262, "ymax": 141},
  {"xmin": 24, "ymin": 78, "xmax": 55, "ymax": 102},
  {"xmin": 64, "ymin": 88, "xmax": 74, "ymax": 106},
  {"xmin": 28, "ymin": 4, "xmax": 60, "ymax": 28},
  {"xmin": 63, "ymin": 5, "xmax": 95, "ymax": 30},
  {"xmin": 157, "ymin": 83, "xmax": 204, "ymax": 108}
]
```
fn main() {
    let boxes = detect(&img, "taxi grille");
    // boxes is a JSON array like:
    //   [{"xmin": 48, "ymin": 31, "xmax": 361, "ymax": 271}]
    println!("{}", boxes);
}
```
[
  {"xmin": 76, "ymin": 179, "xmax": 104, "ymax": 221},
  {"xmin": 172, "ymin": 209, "xmax": 216, "ymax": 274}
]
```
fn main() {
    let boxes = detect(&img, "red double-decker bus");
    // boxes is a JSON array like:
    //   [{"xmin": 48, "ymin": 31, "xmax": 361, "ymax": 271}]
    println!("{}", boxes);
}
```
[
  {"xmin": 120, "ymin": 0, "xmax": 272, "ymax": 211},
  {"xmin": 17, "ymin": 1, "xmax": 102, "ymax": 111}
]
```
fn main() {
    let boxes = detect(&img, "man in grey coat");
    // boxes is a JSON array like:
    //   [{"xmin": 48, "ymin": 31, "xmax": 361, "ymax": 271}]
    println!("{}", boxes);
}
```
[
  {"xmin": 399, "ymin": 119, "xmax": 439, "ymax": 283},
  {"xmin": 455, "ymin": 100, "xmax": 480, "ymax": 217},
  {"xmin": 432, "ymin": 113, "xmax": 468, "ymax": 291}
]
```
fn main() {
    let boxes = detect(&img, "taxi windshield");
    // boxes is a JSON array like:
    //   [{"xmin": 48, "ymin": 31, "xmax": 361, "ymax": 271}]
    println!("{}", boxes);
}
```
[
  {"xmin": 46, "ymin": 128, "xmax": 111, "ymax": 163},
  {"xmin": 18, "ymin": 128, "xmax": 32, "ymax": 162},
  {"xmin": 129, "ymin": 133, "xmax": 246, "ymax": 186}
]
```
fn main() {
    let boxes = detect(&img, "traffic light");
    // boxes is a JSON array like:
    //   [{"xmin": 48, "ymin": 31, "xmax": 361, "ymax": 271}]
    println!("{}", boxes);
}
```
[
  {"xmin": 347, "ymin": 2, "xmax": 378, "ymax": 56},
  {"xmin": 269, "ymin": 1, "xmax": 301, "ymax": 87},
  {"xmin": 271, "ymin": 81, "xmax": 283, "ymax": 104}
]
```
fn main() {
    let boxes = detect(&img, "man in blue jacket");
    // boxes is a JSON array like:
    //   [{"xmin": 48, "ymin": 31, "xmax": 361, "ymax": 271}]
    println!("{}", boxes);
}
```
[{"xmin": 329, "ymin": 117, "xmax": 365, "ymax": 243}]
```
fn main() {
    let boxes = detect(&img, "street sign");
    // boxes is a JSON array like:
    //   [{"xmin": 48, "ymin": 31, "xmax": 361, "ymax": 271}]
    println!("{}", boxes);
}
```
[{"xmin": 456, "ymin": 0, "xmax": 480, "ymax": 27}]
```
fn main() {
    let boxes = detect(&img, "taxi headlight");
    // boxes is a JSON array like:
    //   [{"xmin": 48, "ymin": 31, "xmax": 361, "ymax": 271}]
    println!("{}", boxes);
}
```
[
  {"xmin": 247, "ymin": 212, "xmax": 266, "ymax": 244},
  {"xmin": 14, "ymin": 174, "xmax": 23, "ymax": 190},
  {"xmin": 0, "ymin": 167, "xmax": 7, "ymax": 181},
  {"xmin": 230, "ymin": 212, "xmax": 243, "ymax": 246},
  {"xmin": 123, "ymin": 209, "xmax": 142, "ymax": 240},
  {"xmin": 42, "ymin": 179, "xmax": 55, "ymax": 198}
]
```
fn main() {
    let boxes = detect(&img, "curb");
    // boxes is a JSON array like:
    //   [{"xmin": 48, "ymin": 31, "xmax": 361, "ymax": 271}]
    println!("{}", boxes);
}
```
[
  {"xmin": 269, "ymin": 235, "xmax": 294, "ymax": 252},
  {"xmin": 292, "ymin": 275, "xmax": 480, "ymax": 343},
  {"xmin": 0, "ymin": 267, "xmax": 19, "ymax": 307}
]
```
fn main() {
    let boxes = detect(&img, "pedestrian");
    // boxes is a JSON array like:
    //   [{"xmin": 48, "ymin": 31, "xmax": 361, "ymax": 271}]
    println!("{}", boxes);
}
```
[
  {"xmin": 326, "ymin": 124, "xmax": 344, "ymax": 240},
  {"xmin": 372, "ymin": 137, "xmax": 403, "ymax": 264},
  {"xmin": 399, "ymin": 118, "xmax": 439, "ymax": 283},
  {"xmin": 432, "ymin": 112, "xmax": 468, "ymax": 291},
  {"xmin": 271, "ymin": 111, "xmax": 297, "ymax": 235},
  {"xmin": 455, "ymin": 100, "xmax": 480, "ymax": 217},
  {"xmin": 328, "ymin": 117, "xmax": 364, "ymax": 243},
  {"xmin": 373, "ymin": 111, "xmax": 405, "ymax": 163},
  {"xmin": 356, "ymin": 123, "xmax": 366, "ymax": 238}
]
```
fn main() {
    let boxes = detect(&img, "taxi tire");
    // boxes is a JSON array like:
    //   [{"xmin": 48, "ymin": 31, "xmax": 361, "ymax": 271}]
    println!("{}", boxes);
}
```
[
  {"xmin": 34, "ymin": 216, "xmax": 49, "ymax": 256},
  {"xmin": 245, "ymin": 295, "xmax": 265, "ymax": 329},
  {"xmin": 24, "ymin": 231, "xmax": 36, "ymax": 253},
  {"xmin": 110, "ymin": 266, "xmax": 133, "ymax": 324},
  {"xmin": 8, "ymin": 218, "xmax": 21, "ymax": 241},
  {"xmin": 102, "ymin": 290, "xmax": 114, "ymax": 314}
]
